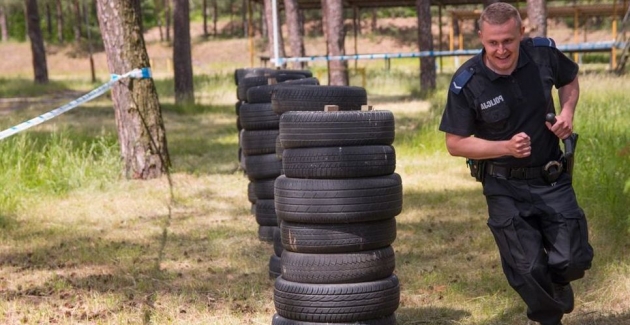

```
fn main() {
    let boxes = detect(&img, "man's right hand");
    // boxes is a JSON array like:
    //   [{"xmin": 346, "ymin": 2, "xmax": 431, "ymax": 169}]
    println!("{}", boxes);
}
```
[{"xmin": 509, "ymin": 132, "xmax": 531, "ymax": 158}]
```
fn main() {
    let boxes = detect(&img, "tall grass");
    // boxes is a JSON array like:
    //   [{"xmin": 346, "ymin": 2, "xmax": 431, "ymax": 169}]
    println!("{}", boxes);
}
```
[
  {"xmin": 0, "ymin": 132, "xmax": 120, "ymax": 217},
  {"xmin": 571, "ymin": 74, "xmax": 630, "ymax": 243}
]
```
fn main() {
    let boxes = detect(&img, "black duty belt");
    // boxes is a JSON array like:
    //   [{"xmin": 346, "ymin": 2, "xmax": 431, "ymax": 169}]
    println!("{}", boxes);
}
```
[{"xmin": 486, "ymin": 163, "xmax": 544, "ymax": 180}]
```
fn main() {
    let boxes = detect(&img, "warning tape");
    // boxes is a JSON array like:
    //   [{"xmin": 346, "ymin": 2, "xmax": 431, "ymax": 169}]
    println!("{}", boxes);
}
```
[
  {"xmin": 271, "ymin": 41, "xmax": 622, "ymax": 65},
  {"xmin": 0, "ymin": 67, "xmax": 152, "ymax": 141}
]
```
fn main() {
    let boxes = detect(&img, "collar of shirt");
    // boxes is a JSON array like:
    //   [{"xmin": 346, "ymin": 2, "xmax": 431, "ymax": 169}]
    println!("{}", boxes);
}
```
[{"xmin": 477, "ymin": 46, "xmax": 530, "ymax": 81}]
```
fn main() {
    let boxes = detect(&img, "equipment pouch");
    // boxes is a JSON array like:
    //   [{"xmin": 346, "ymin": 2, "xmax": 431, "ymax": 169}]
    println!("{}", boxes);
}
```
[{"xmin": 467, "ymin": 159, "xmax": 486, "ymax": 182}]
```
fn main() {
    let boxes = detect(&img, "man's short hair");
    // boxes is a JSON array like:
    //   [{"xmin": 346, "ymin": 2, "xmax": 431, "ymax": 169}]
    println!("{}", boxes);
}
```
[{"xmin": 478, "ymin": 2, "xmax": 522, "ymax": 30}]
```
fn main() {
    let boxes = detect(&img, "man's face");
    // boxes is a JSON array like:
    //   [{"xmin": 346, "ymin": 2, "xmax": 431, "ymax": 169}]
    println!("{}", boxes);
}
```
[{"xmin": 478, "ymin": 17, "xmax": 524, "ymax": 75}]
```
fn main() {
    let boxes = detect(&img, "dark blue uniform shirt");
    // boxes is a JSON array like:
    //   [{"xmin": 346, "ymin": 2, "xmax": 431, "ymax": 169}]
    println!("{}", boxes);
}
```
[{"xmin": 439, "ymin": 38, "xmax": 579, "ymax": 167}]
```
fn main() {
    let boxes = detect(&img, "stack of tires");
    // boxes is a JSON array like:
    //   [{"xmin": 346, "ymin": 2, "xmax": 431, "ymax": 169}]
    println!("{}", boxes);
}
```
[
  {"xmin": 234, "ymin": 68, "xmax": 319, "ymax": 279},
  {"xmin": 270, "ymin": 86, "xmax": 401, "ymax": 325}
]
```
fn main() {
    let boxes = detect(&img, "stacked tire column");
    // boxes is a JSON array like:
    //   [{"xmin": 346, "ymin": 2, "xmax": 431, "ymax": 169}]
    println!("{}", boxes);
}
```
[
  {"xmin": 236, "ymin": 69, "xmax": 318, "ymax": 279},
  {"xmin": 271, "ymin": 90, "xmax": 401, "ymax": 324}
]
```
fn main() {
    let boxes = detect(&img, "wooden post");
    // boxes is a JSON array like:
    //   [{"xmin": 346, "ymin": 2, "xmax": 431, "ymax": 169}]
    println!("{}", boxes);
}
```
[
  {"xmin": 438, "ymin": 5, "xmax": 443, "ymax": 73},
  {"xmin": 324, "ymin": 105, "xmax": 339, "ymax": 112},
  {"xmin": 612, "ymin": 0, "xmax": 618, "ymax": 69}
]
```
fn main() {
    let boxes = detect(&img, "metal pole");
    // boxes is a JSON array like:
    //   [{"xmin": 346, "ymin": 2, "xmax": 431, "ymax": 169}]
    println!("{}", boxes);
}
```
[
  {"xmin": 248, "ymin": 0, "xmax": 254, "ymax": 67},
  {"xmin": 272, "ymin": 0, "xmax": 281, "ymax": 67}
]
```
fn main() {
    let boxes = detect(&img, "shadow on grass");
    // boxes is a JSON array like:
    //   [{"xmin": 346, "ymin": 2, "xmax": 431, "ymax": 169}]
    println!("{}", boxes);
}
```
[
  {"xmin": 396, "ymin": 306, "xmax": 471, "ymax": 324},
  {"xmin": 0, "ymin": 206, "xmax": 271, "ymax": 322},
  {"xmin": 568, "ymin": 311, "xmax": 630, "ymax": 325},
  {"xmin": 482, "ymin": 308, "xmax": 630, "ymax": 325}
]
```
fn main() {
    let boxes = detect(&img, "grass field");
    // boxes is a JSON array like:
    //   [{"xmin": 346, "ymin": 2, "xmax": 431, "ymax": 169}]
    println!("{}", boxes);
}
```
[{"xmin": 1, "ymin": 34, "xmax": 630, "ymax": 325}]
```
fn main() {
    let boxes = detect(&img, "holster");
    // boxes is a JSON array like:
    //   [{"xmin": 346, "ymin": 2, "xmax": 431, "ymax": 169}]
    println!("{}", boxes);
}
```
[
  {"xmin": 542, "ymin": 159, "xmax": 564, "ymax": 184},
  {"xmin": 467, "ymin": 159, "xmax": 486, "ymax": 182}
]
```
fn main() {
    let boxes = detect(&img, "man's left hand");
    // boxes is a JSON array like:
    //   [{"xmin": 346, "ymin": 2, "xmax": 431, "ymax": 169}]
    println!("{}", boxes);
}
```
[{"xmin": 545, "ymin": 114, "xmax": 573, "ymax": 140}]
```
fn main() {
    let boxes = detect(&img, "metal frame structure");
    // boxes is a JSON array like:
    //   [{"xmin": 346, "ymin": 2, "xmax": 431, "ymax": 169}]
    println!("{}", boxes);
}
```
[{"xmin": 250, "ymin": 0, "xmax": 630, "ymax": 71}]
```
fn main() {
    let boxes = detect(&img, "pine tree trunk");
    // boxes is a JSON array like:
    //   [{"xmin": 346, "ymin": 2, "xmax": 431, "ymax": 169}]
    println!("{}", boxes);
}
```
[
  {"xmin": 527, "ymin": 0, "xmax": 547, "ymax": 37},
  {"xmin": 284, "ymin": 0, "xmax": 305, "ymax": 69},
  {"xmin": 25, "ymin": 0, "xmax": 49, "ymax": 84},
  {"xmin": 96, "ymin": 0, "xmax": 170, "ymax": 180},
  {"xmin": 417, "ymin": 0, "xmax": 435, "ymax": 91},
  {"xmin": 203, "ymin": 0, "xmax": 208, "ymax": 38},
  {"xmin": 370, "ymin": 8, "xmax": 377, "ymax": 32},
  {"xmin": 323, "ymin": 0, "xmax": 347, "ymax": 86},
  {"xmin": 45, "ymin": 3, "xmax": 53, "ymax": 40},
  {"xmin": 0, "ymin": 5, "xmax": 8, "ymax": 42},
  {"xmin": 56, "ymin": 0, "xmax": 64, "ymax": 43},
  {"xmin": 241, "ymin": 0, "xmax": 246, "ymax": 37},
  {"xmin": 73, "ymin": 0, "xmax": 81, "ymax": 44},
  {"xmin": 213, "ymin": 0, "xmax": 218, "ymax": 36},
  {"xmin": 164, "ymin": 0, "xmax": 171, "ymax": 42},
  {"xmin": 154, "ymin": 0, "xmax": 164, "ymax": 42},
  {"xmin": 173, "ymin": 0, "xmax": 194, "ymax": 104}
]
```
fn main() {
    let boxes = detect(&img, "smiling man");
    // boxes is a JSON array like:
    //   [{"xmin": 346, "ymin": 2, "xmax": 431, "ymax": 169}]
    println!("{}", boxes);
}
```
[{"xmin": 439, "ymin": 2, "xmax": 594, "ymax": 325}]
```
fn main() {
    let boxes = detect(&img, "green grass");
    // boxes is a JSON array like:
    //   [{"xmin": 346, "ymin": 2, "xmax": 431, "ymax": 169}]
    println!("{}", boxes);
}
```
[
  {"xmin": 0, "ymin": 69, "xmax": 630, "ymax": 324},
  {"xmin": 0, "ymin": 78, "xmax": 70, "ymax": 98},
  {"xmin": 0, "ymin": 132, "xmax": 121, "ymax": 216}
]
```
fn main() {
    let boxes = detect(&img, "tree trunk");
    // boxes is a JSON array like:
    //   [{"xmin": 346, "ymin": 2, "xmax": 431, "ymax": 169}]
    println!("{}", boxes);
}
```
[
  {"xmin": 229, "ymin": 0, "xmax": 234, "ymax": 36},
  {"xmin": 323, "ymin": 0, "xmax": 347, "ymax": 86},
  {"xmin": 527, "ymin": 0, "xmax": 547, "ymax": 37},
  {"xmin": 320, "ymin": 0, "xmax": 328, "ymax": 41},
  {"xmin": 0, "ymin": 5, "xmax": 8, "ymax": 42},
  {"xmin": 73, "ymin": 0, "xmax": 81, "ymax": 44},
  {"xmin": 241, "ymin": 0, "xmax": 246, "ymax": 37},
  {"xmin": 164, "ymin": 0, "xmax": 171, "ymax": 42},
  {"xmin": 56, "ymin": 0, "xmax": 64, "ymax": 43},
  {"xmin": 25, "ymin": 0, "xmax": 49, "ymax": 84},
  {"xmin": 284, "ymin": 0, "xmax": 305, "ymax": 69},
  {"xmin": 154, "ymin": 0, "xmax": 164, "ymax": 42},
  {"xmin": 202, "ymin": 0, "xmax": 208, "ymax": 38},
  {"xmin": 173, "ymin": 0, "xmax": 194, "ymax": 104},
  {"xmin": 370, "ymin": 8, "xmax": 377, "ymax": 32},
  {"xmin": 212, "ymin": 0, "xmax": 218, "ymax": 36},
  {"xmin": 96, "ymin": 0, "xmax": 170, "ymax": 180},
  {"xmin": 417, "ymin": 0, "xmax": 435, "ymax": 91},
  {"xmin": 45, "ymin": 3, "xmax": 52, "ymax": 40}
]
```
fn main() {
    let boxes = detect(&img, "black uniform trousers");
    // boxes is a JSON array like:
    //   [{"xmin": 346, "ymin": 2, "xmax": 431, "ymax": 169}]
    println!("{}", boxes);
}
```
[{"xmin": 483, "ymin": 172, "xmax": 594, "ymax": 325}]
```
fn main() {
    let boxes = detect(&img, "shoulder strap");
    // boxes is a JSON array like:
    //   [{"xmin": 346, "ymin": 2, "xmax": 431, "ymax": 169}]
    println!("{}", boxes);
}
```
[
  {"xmin": 450, "ymin": 67, "xmax": 475, "ymax": 95},
  {"xmin": 531, "ymin": 37, "xmax": 556, "ymax": 48}
]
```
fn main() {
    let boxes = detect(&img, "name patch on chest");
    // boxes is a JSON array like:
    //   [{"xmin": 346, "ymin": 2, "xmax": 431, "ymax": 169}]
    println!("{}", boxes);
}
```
[{"xmin": 480, "ymin": 95, "xmax": 504, "ymax": 110}]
